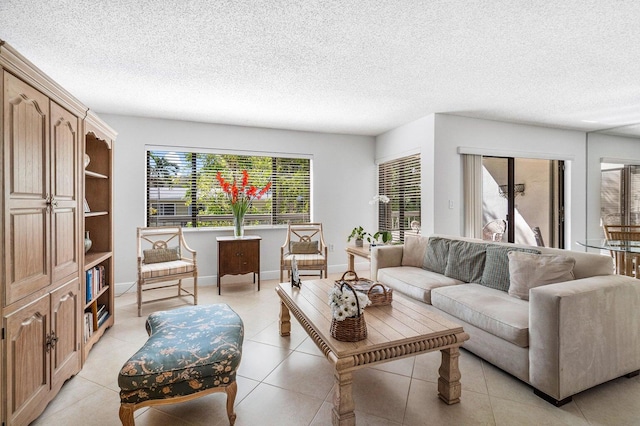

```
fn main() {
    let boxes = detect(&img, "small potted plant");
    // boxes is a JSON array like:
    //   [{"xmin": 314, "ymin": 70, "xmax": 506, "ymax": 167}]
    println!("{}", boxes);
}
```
[
  {"xmin": 347, "ymin": 226, "xmax": 370, "ymax": 247},
  {"xmin": 373, "ymin": 230, "xmax": 393, "ymax": 245}
]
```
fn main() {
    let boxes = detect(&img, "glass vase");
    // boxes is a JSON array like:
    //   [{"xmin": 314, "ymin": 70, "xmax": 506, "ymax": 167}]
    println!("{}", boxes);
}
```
[{"xmin": 233, "ymin": 212, "xmax": 245, "ymax": 238}]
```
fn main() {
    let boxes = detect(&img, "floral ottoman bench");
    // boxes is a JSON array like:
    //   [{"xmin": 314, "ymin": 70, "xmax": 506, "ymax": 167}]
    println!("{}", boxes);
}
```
[{"xmin": 118, "ymin": 304, "xmax": 244, "ymax": 425}]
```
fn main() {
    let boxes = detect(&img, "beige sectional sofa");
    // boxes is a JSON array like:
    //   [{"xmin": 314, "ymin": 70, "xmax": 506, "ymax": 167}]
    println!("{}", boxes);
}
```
[{"xmin": 371, "ymin": 234, "xmax": 640, "ymax": 405}]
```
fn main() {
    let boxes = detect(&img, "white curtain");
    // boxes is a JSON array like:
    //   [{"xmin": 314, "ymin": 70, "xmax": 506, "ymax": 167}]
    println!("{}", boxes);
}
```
[{"xmin": 463, "ymin": 154, "xmax": 483, "ymax": 238}]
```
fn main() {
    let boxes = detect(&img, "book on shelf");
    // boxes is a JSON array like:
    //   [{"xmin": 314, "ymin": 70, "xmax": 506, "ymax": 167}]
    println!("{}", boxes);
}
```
[
  {"xmin": 83, "ymin": 312, "xmax": 93, "ymax": 343},
  {"xmin": 85, "ymin": 264, "xmax": 107, "ymax": 303},
  {"xmin": 96, "ymin": 304, "xmax": 107, "ymax": 318},
  {"xmin": 85, "ymin": 269, "xmax": 93, "ymax": 303},
  {"xmin": 97, "ymin": 311, "xmax": 110, "ymax": 328}
]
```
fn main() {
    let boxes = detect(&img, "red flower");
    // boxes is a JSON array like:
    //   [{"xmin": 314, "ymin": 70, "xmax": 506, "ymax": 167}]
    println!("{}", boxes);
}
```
[
  {"xmin": 242, "ymin": 170, "xmax": 249, "ymax": 188},
  {"xmin": 216, "ymin": 170, "xmax": 271, "ymax": 211}
]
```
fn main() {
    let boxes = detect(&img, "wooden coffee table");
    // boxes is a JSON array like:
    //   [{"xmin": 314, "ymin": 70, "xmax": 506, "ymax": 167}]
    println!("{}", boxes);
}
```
[{"xmin": 276, "ymin": 279, "xmax": 469, "ymax": 426}]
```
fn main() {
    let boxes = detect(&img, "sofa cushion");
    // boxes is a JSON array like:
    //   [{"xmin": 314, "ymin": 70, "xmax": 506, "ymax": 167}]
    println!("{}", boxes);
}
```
[
  {"xmin": 402, "ymin": 234, "xmax": 428, "ymax": 267},
  {"xmin": 444, "ymin": 240, "xmax": 487, "ymax": 283},
  {"xmin": 377, "ymin": 266, "xmax": 463, "ymax": 304},
  {"xmin": 480, "ymin": 245, "xmax": 541, "ymax": 292},
  {"xmin": 431, "ymin": 283, "xmax": 530, "ymax": 347},
  {"xmin": 508, "ymin": 251, "xmax": 576, "ymax": 300},
  {"xmin": 423, "ymin": 237, "xmax": 451, "ymax": 274}
]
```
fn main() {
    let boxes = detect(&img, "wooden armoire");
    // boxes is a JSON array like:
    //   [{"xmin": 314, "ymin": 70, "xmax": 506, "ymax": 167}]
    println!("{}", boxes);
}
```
[{"xmin": 1, "ymin": 40, "xmax": 116, "ymax": 425}]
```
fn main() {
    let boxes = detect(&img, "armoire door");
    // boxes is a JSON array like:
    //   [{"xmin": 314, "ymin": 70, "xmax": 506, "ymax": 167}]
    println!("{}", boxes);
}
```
[
  {"xmin": 50, "ymin": 101, "xmax": 80, "ymax": 282},
  {"xmin": 50, "ymin": 277, "xmax": 80, "ymax": 392},
  {"xmin": 4, "ymin": 294, "xmax": 51, "ymax": 425},
  {"xmin": 3, "ymin": 71, "xmax": 51, "ymax": 305}
]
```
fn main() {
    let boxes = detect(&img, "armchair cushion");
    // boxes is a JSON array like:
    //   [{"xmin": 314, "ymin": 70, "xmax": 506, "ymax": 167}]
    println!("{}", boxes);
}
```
[
  {"xmin": 290, "ymin": 241, "xmax": 319, "ymax": 254},
  {"xmin": 140, "ymin": 260, "xmax": 195, "ymax": 279},
  {"xmin": 143, "ymin": 247, "xmax": 181, "ymax": 264},
  {"xmin": 282, "ymin": 253, "xmax": 326, "ymax": 267}
]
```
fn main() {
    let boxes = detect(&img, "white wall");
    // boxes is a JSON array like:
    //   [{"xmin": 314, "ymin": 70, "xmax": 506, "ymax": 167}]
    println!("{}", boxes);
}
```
[
  {"xmin": 375, "ymin": 114, "xmax": 435, "ymax": 234},
  {"xmin": 432, "ymin": 115, "xmax": 588, "ymax": 247},
  {"xmin": 586, "ymin": 132, "xmax": 640, "ymax": 243},
  {"xmin": 100, "ymin": 114, "xmax": 376, "ymax": 292},
  {"xmin": 376, "ymin": 114, "xmax": 589, "ymax": 247}
]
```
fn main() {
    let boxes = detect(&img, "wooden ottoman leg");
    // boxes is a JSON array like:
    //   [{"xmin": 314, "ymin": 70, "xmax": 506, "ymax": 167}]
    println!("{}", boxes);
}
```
[
  {"xmin": 119, "ymin": 403, "xmax": 136, "ymax": 426},
  {"xmin": 225, "ymin": 381, "xmax": 238, "ymax": 425}
]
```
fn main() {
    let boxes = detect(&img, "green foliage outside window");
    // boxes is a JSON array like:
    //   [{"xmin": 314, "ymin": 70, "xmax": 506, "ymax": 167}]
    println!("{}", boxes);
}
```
[{"xmin": 146, "ymin": 150, "xmax": 311, "ymax": 228}]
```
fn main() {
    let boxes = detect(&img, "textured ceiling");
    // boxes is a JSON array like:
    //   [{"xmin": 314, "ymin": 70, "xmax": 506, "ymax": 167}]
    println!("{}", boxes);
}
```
[{"xmin": 2, "ymin": 1, "xmax": 640, "ymax": 136}]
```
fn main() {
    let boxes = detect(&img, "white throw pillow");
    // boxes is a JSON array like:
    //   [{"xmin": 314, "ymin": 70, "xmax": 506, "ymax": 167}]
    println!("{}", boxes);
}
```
[
  {"xmin": 508, "ymin": 251, "xmax": 576, "ymax": 300},
  {"xmin": 401, "ymin": 234, "xmax": 428, "ymax": 267}
]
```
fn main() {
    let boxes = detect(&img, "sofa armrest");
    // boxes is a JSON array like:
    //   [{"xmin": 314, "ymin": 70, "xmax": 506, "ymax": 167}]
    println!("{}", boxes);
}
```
[
  {"xmin": 370, "ymin": 245, "xmax": 404, "ymax": 281},
  {"xmin": 529, "ymin": 274, "xmax": 640, "ymax": 400}
]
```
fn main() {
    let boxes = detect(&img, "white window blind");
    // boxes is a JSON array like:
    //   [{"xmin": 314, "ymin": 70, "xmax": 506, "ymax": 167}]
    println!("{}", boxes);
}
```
[
  {"xmin": 378, "ymin": 154, "xmax": 421, "ymax": 241},
  {"xmin": 146, "ymin": 150, "xmax": 310, "ymax": 227}
]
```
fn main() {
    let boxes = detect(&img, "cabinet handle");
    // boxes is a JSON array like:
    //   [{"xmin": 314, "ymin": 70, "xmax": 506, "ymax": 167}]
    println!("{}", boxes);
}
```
[{"xmin": 45, "ymin": 331, "xmax": 59, "ymax": 352}]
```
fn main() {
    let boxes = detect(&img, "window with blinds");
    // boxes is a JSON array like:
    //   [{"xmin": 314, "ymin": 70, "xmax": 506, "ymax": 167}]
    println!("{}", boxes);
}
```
[
  {"xmin": 146, "ymin": 149, "xmax": 311, "ymax": 228},
  {"xmin": 377, "ymin": 154, "xmax": 421, "ymax": 241},
  {"xmin": 601, "ymin": 163, "xmax": 640, "ymax": 228}
]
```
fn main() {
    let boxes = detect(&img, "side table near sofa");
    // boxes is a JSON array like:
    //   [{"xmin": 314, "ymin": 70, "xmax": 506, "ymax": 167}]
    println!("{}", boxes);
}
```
[{"xmin": 345, "ymin": 244, "xmax": 371, "ymax": 271}]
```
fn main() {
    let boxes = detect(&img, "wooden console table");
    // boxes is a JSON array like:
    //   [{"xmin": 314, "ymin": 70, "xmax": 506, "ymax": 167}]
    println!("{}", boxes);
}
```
[{"xmin": 217, "ymin": 236, "xmax": 261, "ymax": 295}]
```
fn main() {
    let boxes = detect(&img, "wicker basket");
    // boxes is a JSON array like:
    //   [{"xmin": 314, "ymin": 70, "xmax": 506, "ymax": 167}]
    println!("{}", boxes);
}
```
[
  {"xmin": 330, "ymin": 282, "xmax": 367, "ymax": 342},
  {"xmin": 336, "ymin": 270, "xmax": 392, "ymax": 306},
  {"xmin": 367, "ymin": 283, "xmax": 393, "ymax": 306},
  {"xmin": 336, "ymin": 270, "xmax": 373, "ymax": 289}
]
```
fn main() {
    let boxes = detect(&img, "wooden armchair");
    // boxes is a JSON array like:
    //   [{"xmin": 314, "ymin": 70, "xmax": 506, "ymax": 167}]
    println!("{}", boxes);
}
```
[
  {"xmin": 280, "ymin": 223, "xmax": 328, "ymax": 282},
  {"xmin": 137, "ymin": 227, "xmax": 198, "ymax": 316}
]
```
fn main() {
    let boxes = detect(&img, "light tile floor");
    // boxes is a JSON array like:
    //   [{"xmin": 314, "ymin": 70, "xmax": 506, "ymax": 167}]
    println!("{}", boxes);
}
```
[{"xmin": 33, "ymin": 274, "xmax": 640, "ymax": 425}]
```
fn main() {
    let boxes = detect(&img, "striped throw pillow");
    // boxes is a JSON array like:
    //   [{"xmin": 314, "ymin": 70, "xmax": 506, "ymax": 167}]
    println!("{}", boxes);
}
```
[
  {"xmin": 480, "ymin": 245, "xmax": 541, "ymax": 292},
  {"xmin": 444, "ymin": 240, "xmax": 487, "ymax": 283},
  {"xmin": 422, "ymin": 237, "xmax": 451, "ymax": 274}
]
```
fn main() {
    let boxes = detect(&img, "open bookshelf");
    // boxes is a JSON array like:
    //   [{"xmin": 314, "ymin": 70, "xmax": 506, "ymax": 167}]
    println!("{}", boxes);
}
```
[{"xmin": 82, "ymin": 111, "xmax": 116, "ymax": 361}]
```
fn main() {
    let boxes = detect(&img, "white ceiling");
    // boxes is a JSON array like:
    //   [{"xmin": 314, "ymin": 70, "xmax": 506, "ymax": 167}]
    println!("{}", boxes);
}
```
[{"xmin": 2, "ymin": 1, "xmax": 640, "ymax": 137}]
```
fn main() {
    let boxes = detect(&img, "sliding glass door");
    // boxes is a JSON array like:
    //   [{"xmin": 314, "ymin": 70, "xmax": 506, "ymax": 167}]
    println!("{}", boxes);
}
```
[{"xmin": 481, "ymin": 156, "xmax": 564, "ymax": 247}]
